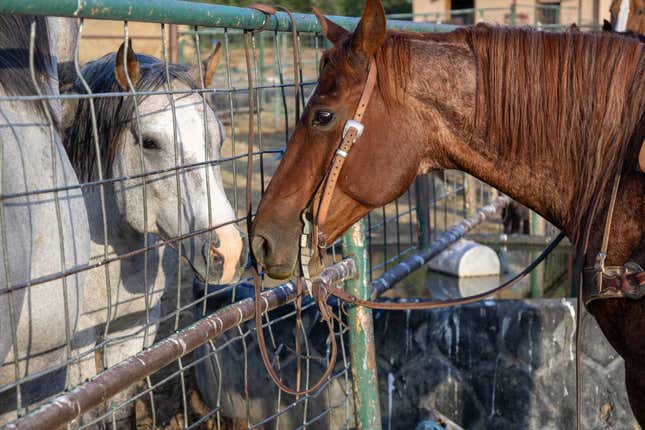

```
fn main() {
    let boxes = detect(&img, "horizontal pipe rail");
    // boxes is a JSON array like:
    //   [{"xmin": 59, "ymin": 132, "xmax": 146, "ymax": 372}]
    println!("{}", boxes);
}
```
[
  {"xmin": 371, "ymin": 196, "xmax": 512, "ymax": 298},
  {"xmin": 0, "ymin": 0, "xmax": 455, "ymax": 33},
  {"xmin": 6, "ymin": 258, "xmax": 355, "ymax": 430}
]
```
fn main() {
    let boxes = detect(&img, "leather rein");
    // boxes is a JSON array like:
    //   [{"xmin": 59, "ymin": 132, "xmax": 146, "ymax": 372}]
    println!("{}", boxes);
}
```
[{"xmin": 247, "ymin": 38, "xmax": 563, "ymax": 396}]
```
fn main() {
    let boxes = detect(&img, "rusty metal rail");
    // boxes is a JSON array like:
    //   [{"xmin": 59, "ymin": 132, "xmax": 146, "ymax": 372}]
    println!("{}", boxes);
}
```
[{"xmin": 6, "ymin": 259, "xmax": 355, "ymax": 430}]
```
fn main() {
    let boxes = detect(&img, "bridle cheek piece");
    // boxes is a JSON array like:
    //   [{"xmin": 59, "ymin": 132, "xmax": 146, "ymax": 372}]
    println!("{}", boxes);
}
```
[{"xmin": 300, "ymin": 58, "xmax": 378, "ymax": 281}]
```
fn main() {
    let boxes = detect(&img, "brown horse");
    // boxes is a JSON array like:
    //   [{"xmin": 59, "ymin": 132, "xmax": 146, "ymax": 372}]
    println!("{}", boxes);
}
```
[
  {"xmin": 609, "ymin": 0, "xmax": 645, "ymax": 34},
  {"xmin": 251, "ymin": 0, "xmax": 645, "ymax": 423}
]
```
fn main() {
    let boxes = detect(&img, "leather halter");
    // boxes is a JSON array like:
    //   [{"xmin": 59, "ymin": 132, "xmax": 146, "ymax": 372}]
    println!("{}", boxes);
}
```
[
  {"xmin": 305, "ymin": 57, "xmax": 378, "ymax": 256},
  {"xmin": 581, "ymin": 147, "xmax": 645, "ymax": 305}
]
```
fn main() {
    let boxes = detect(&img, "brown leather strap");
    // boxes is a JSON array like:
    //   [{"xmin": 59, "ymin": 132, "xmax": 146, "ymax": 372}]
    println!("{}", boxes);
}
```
[
  {"xmin": 248, "ymin": 4, "xmax": 301, "ymax": 117},
  {"xmin": 244, "ymin": 5, "xmax": 336, "ymax": 397},
  {"xmin": 575, "ymin": 103, "xmax": 636, "ymax": 430},
  {"xmin": 315, "ymin": 58, "xmax": 378, "ymax": 230},
  {"xmin": 320, "ymin": 232, "xmax": 566, "ymax": 310},
  {"xmin": 248, "ymin": 3, "xmax": 277, "ymax": 31}
]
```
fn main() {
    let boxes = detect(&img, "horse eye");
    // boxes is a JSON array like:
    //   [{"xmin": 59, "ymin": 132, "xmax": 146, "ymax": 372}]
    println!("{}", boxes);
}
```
[
  {"xmin": 313, "ymin": 111, "xmax": 334, "ymax": 126},
  {"xmin": 142, "ymin": 137, "xmax": 159, "ymax": 150}
]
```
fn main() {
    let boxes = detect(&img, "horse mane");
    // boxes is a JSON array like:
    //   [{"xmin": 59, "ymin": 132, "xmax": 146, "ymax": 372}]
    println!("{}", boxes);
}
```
[
  {"xmin": 65, "ymin": 53, "xmax": 198, "ymax": 181},
  {"xmin": 0, "ymin": 15, "xmax": 56, "ymax": 120},
  {"xmin": 464, "ymin": 25, "xmax": 645, "ymax": 239},
  {"xmin": 369, "ymin": 25, "xmax": 644, "ymax": 239}
]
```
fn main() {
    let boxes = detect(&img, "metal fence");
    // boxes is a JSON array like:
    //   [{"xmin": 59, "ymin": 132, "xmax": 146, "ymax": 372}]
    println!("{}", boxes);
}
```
[{"xmin": 0, "ymin": 1, "xmax": 547, "ymax": 429}]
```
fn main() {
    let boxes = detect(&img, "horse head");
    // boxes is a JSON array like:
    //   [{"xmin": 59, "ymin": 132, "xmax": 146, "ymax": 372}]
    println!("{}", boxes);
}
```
[{"xmin": 64, "ymin": 41, "xmax": 245, "ymax": 284}]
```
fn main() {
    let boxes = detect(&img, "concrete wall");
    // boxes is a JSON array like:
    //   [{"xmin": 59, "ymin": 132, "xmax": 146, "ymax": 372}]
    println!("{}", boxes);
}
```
[
  {"xmin": 374, "ymin": 299, "xmax": 639, "ymax": 429},
  {"xmin": 194, "ymin": 283, "xmax": 638, "ymax": 429}
]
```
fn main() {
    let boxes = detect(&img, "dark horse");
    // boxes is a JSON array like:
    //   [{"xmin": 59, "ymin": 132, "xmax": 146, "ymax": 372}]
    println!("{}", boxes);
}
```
[{"xmin": 251, "ymin": 0, "xmax": 645, "ymax": 424}]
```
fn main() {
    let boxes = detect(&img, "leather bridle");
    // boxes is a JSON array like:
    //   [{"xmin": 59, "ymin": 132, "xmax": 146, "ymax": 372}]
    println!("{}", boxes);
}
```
[{"xmin": 298, "ymin": 54, "xmax": 566, "ymax": 312}]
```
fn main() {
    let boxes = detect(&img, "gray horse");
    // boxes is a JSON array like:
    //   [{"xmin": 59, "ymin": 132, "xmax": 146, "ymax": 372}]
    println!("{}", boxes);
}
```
[
  {"xmin": 0, "ymin": 15, "xmax": 90, "ymax": 424},
  {"xmin": 62, "ymin": 40, "xmax": 245, "ymax": 425}
]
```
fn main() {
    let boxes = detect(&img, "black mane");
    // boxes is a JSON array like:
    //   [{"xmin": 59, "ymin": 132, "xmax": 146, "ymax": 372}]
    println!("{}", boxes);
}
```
[
  {"xmin": 64, "ymin": 53, "xmax": 197, "ymax": 181},
  {"xmin": 0, "ymin": 15, "xmax": 55, "ymax": 119}
]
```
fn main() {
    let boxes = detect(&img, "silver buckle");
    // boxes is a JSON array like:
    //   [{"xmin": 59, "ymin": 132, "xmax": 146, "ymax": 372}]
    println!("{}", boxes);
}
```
[{"xmin": 342, "ymin": 120, "xmax": 364, "ymax": 142}]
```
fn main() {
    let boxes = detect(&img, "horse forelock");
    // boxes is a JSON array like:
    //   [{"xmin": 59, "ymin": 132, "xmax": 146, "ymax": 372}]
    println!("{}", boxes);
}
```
[
  {"xmin": 65, "ymin": 53, "xmax": 200, "ymax": 182},
  {"xmin": 321, "ymin": 30, "xmax": 412, "ymax": 110}
]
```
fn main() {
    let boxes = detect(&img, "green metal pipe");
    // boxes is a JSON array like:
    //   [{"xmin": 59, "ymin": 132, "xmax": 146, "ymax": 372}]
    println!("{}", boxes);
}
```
[
  {"xmin": 0, "ymin": 0, "xmax": 454, "ymax": 33},
  {"xmin": 343, "ymin": 220, "xmax": 382, "ymax": 430}
]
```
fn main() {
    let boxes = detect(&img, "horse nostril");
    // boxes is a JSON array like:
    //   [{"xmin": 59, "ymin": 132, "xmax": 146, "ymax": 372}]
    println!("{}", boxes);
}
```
[
  {"xmin": 251, "ymin": 234, "xmax": 269, "ymax": 265},
  {"xmin": 208, "ymin": 244, "xmax": 224, "ymax": 265}
]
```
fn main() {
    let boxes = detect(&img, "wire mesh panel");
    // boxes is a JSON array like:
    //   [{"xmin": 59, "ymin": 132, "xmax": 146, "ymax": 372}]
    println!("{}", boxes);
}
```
[
  {"xmin": 0, "ymin": 11, "xmax": 357, "ymax": 427},
  {"xmin": 0, "ymin": 2, "xmax": 554, "ymax": 429}
]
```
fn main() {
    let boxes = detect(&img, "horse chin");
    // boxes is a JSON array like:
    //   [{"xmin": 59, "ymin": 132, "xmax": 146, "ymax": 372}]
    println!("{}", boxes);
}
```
[
  {"xmin": 189, "ymin": 258, "xmax": 242, "ymax": 286},
  {"xmin": 264, "ymin": 264, "xmax": 295, "ymax": 281}
]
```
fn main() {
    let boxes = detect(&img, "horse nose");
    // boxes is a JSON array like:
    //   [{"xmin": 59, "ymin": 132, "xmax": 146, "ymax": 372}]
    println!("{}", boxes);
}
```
[
  {"xmin": 251, "ymin": 234, "xmax": 269, "ymax": 268},
  {"xmin": 251, "ymin": 232, "xmax": 293, "ymax": 280},
  {"xmin": 202, "ymin": 240, "xmax": 224, "ymax": 273},
  {"xmin": 200, "ymin": 226, "xmax": 244, "ymax": 284}
]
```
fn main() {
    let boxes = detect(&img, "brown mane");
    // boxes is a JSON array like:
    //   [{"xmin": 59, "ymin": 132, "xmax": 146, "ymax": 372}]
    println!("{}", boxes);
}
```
[
  {"xmin": 343, "ymin": 25, "xmax": 645, "ymax": 240},
  {"xmin": 466, "ymin": 25, "xmax": 645, "ymax": 240}
]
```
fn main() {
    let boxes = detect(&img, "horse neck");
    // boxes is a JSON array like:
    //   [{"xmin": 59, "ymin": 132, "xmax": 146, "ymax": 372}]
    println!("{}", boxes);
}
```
[{"xmin": 406, "ymin": 37, "xmax": 583, "ymax": 242}]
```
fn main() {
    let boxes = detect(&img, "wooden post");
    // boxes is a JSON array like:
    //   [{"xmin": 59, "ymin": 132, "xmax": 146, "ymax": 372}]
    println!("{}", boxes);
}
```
[
  {"xmin": 169, "ymin": 24, "xmax": 179, "ymax": 64},
  {"xmin": 530, "ymin": 212, "xmax": 546, "ymax": 298}
]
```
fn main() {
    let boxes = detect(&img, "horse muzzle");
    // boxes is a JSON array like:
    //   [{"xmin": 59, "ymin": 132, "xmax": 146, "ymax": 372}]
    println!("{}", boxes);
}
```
[{"xmin": 193, "ymin": 225, "xmax": 246, "ymax": 285}]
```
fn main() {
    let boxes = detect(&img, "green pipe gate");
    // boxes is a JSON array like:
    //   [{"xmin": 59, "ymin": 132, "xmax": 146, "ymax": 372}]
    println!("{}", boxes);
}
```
[{"xmin": 0, "ymin": 2, "xmax": 516, "ymax": 429}]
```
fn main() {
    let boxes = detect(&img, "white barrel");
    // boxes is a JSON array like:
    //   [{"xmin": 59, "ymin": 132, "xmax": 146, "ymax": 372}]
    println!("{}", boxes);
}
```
[{"xmin": 428, "ymin": 239, "xmax": 500, "ymax": 277}]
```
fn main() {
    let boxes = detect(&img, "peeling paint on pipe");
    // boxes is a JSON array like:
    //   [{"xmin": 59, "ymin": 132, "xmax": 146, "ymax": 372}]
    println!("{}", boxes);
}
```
[{"xmin": 343, "ymin": 220, "xmax": 383, "ymax": 430}]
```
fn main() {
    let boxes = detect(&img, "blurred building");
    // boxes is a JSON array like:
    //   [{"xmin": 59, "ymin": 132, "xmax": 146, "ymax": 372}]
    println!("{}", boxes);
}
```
[{"xmin": 411, "ymin": 0, "xmax": 610, "ymax": 30}]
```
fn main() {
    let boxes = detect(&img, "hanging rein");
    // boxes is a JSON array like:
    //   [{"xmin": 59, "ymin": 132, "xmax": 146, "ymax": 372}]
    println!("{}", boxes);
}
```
[{"xmin": 242, "ymin": 7, "xmax": 644, "ymax": 398}]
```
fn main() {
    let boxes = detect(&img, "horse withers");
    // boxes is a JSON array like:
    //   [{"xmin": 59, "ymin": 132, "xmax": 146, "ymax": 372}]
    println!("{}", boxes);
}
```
[{"xmin": 252, "ymin": 0, "xmax": 645, "ymax": 424}]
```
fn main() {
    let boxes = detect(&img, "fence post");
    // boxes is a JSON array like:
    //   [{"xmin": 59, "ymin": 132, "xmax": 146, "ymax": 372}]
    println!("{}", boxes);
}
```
[
  {"xmin": 414, "ymin": 175, "xmax": 431, "ymax": 249},
  {"xmin": 530, "ymin": 211, "xmax": 546, "ymax": 298},
  {"xmin": 509, "ymin": 2, "xmax": 517, "ymax": 26},
  {"xmin": 463, "ymin": 174, "xmax": 478, "ymax": 218},
  {"xmin": 168, "ymin": 24, "xmax": 179, "ymax": 64},
  {"xmin": 343, "ymin": 220, "xmax": 382, "ymax": 430}
]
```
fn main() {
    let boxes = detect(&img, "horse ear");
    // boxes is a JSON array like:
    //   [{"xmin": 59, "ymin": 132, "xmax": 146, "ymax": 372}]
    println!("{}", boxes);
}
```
[
  {"xmin": 115, "ymin": 40, "xmax": 140, "ymax": 91},
  {"xmin": 312, "ymin": 6, "xmax": 348, "ymax": 45},
  {"xmin": 192, "ymin": 40, "xmax": 222, "ymax": 88},
  {"xmin": 351, "ymin": 0, "xmax": 386, "ymax": 58},
  {"xmin": 602, "ymin": 19, "xmax": 614, "ymax": 32}
]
